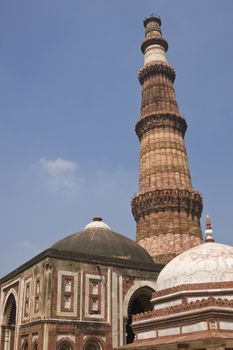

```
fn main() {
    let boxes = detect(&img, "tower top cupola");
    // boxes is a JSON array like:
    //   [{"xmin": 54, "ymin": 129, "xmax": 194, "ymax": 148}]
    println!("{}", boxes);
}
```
[
  {"xmin": 143, "ymin": 14, "xmax": 161, "ymax": 28},
  {"xmin": 141, "ymin": 13, "xmax": 168, "ymax": 64}
]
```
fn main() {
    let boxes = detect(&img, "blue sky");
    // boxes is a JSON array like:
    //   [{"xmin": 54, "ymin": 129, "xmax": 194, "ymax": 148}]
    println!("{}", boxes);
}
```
[{"xmin": 0, "ymin": 0, "xmax": 233, "ymax": 276}]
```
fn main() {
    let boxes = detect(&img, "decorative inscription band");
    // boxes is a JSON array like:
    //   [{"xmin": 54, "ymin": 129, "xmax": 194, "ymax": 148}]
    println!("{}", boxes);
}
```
[
  {"xmin": 136, "ymin": 114, "xmax": 187, "ymax": 140},
  {"xmin": 138, "ymin": 62, "xmax": 176, "ymax": 84},
  {"xmin": 131, "ymin": 189, "xmax": 203, "ymax": 222}
]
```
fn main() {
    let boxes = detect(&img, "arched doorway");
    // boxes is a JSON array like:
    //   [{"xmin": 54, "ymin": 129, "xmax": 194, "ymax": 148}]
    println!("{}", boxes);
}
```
[
  {"xmin": 126, "ymin": 286, "xmax": 153, "ymax": 344},
  {"xmin": 2, "ymin": 293, "xmax": 17, "ymax": 350}
]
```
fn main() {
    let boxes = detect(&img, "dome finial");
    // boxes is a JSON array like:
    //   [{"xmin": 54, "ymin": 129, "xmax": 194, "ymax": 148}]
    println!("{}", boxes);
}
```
[
  {"xmin": 93, "ymin": 217, "xmax": 103, "ymax": 222},
  {"xmin": 205, "ymin": 215, "xmax": 215, "ymax": 243},
  {"xmin": 84, "ymin": 217, "xmax": 111, "ymax": 230}
]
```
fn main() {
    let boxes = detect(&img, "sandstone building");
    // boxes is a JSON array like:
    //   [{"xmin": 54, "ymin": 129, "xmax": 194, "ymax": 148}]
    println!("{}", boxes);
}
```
[
  {"xmin": 0, "ymin": 217, "xmax": 162, "ymax": 349},
  {"xmin": 0, "ymin": 13, "xmax": 232, "ymax": 350}
]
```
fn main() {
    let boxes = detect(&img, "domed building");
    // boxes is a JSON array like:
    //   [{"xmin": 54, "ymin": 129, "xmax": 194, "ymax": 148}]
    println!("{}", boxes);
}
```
[
  {"xmin": 123, "ymin": 220, "xmax": 233, "ymax": 350},
  {"xmin": 0, "ymin": 218, "xmax": 162, "ymax": 349}
]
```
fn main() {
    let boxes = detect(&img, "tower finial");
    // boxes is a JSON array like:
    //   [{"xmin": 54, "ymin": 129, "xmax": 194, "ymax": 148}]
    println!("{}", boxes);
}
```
[
  {"xmin": 205, "ymin": 215, "xmax": 215, "ymax": 242},
  {"xmin": 143, "ymin": 13, "xmax": 161, "ymax": 27},
  {"xmin": 141, "ymin": 13, "xmax": 168, "ymax": 64}
]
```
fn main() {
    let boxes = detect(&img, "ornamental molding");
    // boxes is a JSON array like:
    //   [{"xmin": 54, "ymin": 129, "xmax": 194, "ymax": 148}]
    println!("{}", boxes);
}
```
[
  {"xmin": 141, "ymin": 37, "xmax": 168, "ymax": 54},
  {"xmin": 131, "ymin": 189, "xmax": 203, "ymax": 222},
  {"xmin": 135, "ymin": 113, "xmax": 187, "ymax": 140},
  {"xmin": 138, "ymin": 62, "xmax": 176, "ymax": 84},
  {"xmin": 133, "ymin": 295, "xmax": 233, "ymax": 322},
  {"xmin": 155, "ymin": 281, "xmax": 233, "ymax": 298}
]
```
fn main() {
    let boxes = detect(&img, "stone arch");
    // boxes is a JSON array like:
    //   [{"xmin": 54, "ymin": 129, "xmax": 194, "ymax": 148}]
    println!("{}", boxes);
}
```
[
  {"xmin": 84, "ymin": 336, "xmax": 104, "ymax": 350},
  {"xmin": 2, "ymin": 288, "xmax": 18, "ymax": 321},
  {"xmin": 124, "ymin": 282, "xmax": 156, "ymax": 344},
  {"xmin": 1, "ymin": 291, "xmax": 18, "ymax": 350},
  {"xmin": 32, "ymin": 340, "xmax": 38, "ymax": 350},
  {"xmin": 123, "ymin": 281, "xmax": 156, "ymax": 317},
  {"xmin": 56, "ymin": 338, "xmax": 74, "ymax": 350},
  {"xmin": 3, "ymin": 294, "xmax": 16, "ymax": 327},
  {"xmin": 22, "ymin": 339, "xmax": 29, "ymax": 350}
]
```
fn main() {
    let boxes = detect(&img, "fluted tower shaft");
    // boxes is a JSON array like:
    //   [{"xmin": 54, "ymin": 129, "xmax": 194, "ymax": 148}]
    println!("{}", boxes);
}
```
[{"xmin": 131, "ymin": 15, "xmax": 203, "ymax": 264}]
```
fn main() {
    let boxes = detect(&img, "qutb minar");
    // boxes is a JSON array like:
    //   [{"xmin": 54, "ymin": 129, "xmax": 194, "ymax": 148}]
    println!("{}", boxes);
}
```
[{"xmin": 131, "ymin": 14, "xmax": 203, "ymax": 264}]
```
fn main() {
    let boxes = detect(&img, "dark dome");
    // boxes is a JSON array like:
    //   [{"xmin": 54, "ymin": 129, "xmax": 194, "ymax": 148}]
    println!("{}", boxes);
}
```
[{"xmin": 51, "ymin": 218, "xmax": 154, "ymax": 265}]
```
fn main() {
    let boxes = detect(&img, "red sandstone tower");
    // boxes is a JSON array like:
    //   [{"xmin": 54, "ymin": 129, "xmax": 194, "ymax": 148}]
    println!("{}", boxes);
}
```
[{"xmin": 131, "ymin": 15, "xmax": 203, "ymax": 264}]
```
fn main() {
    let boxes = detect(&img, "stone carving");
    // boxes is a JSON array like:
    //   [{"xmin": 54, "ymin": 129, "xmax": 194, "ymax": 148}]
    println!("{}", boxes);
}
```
[
  {"xmin": 133, "ymin": 295, "xmax": 233, "ymax": 322},
  {"xmin": 132, "ymin": 189, "xmax": 203, "ymax": 222},
  {"xmin": 135, "ymin": 113, "xmax": 187, "ymax": 139},
  {"xmin": 138, "ymin": 62, "xmax": 176, "ymax": 84}
]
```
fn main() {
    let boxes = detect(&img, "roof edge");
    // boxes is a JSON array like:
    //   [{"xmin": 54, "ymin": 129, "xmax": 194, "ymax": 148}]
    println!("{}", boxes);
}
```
[{"xmin": 0, "ymin": 248, "xmax": 163, "ymax": 285}]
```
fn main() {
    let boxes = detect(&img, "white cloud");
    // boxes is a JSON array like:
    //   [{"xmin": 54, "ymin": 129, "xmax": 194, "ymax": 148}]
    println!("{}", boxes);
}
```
[
  {"xmin": 38, "ymin": 157, "xmax": 84, "ymax": 194},
  {"xmin": 39, "ymin": 157, "xmax": 78, "ymax": 175}
]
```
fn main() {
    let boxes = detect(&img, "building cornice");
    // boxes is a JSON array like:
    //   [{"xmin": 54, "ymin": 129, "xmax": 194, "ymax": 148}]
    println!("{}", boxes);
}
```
[
  {"xmin": 133, "ymin": 296, "xmax": 233, "ymax": 323},
  {"xmin": 0, "ymin": 248, "xmax": 163, "ymax": 285},
  {"xmin": 155, "ymin": 281, "xmax": 233, "ymax": 298}
]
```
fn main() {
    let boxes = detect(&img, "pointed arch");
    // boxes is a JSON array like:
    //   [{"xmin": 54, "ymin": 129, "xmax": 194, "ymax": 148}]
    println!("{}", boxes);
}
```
[
  {"xmin": 22, "ymin": 339, "xmax": 29, "ymax": 350},
  {"xmin": 1, "ymin": 291, "xmax": 18, "ymax": 350},
  {"xmin": 56, "ymin": 338, "xmax": 74, "ymax": 350},
  {"xmin": 32, "ymin": 340, "xmax": 38, "ymax": 350},
  {"xmin": 2, "ymin": 288, "xmax": 18, "ymax": 321},
  {"xmin": 3, "ymin": 293, "xmax": 16, "ymax": 327},
  {"xmin": 123, "ymin": 281, "xmax": 156, "ymax": 317},
  {"xmin": 84, "ymin": 337, "xmax": 104, "ymax": 350},
  {"xmin": 124, "ymin": 284, "xmax": 155, "ymax": 344}
]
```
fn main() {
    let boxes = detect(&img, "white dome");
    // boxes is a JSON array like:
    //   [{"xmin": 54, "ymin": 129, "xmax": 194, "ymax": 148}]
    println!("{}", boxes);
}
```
[{"xmin": 156, "ymin": 242, "xmax": 233, "ymax": 292}]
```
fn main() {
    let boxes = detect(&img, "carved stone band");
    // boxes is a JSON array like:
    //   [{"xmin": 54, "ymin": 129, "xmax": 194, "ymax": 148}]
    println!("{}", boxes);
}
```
[
  {"xmin": 141, "ymin": 37, "xmax": 168, "ymax": 54},
  {"xmin": 138, "ymin": 62, "xmax": 176, "ymax": 84},
  {"xmin": 131, "ymin": 189, "xmax": 203, "ymax": 222},
  {"xmin": 136, "ymin": 113, "xmax": 187, "ymax": 139}
]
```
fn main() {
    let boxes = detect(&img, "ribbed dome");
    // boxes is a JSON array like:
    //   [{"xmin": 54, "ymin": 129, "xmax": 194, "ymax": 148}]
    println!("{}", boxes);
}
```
[
  {"xmin": 51, "ymin": 218, "xmax": 154, "ymax": 265},
  {"xmin": 156, "ymin": 242, "xmax": 233, "ymax": 292}
]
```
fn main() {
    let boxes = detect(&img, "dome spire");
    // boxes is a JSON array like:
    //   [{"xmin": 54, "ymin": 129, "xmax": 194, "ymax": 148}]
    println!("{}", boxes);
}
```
[{"xmin": 205, "ymin": 215, "xmax": 215, "ymax": 243}]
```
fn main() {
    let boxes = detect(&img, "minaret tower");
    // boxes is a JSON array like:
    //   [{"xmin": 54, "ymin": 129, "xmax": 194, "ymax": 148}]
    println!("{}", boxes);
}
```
[{"xmin": 131, "ymin": 15, "xmax": 203, "ymax": 264}]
